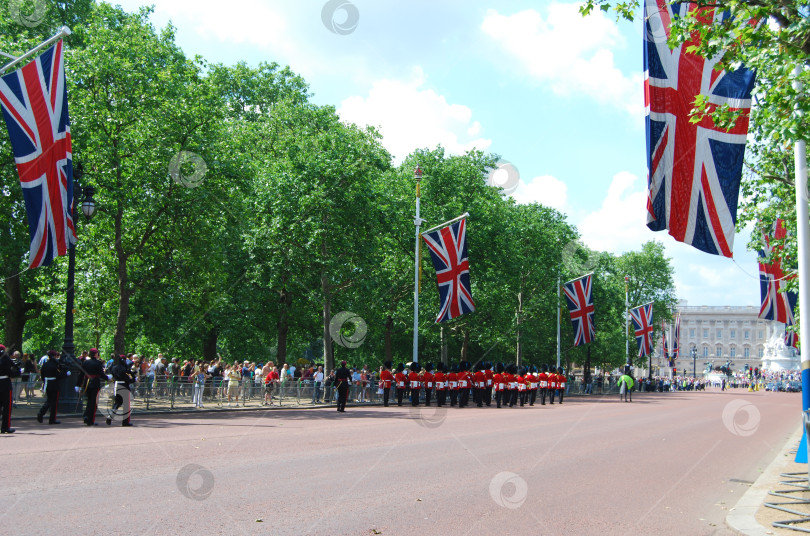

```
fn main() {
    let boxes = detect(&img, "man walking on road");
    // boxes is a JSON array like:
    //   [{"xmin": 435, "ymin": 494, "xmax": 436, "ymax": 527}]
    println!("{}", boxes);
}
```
[{"xmin": 335, "ymin": 361, "xmax": 351, "ymax": 412}]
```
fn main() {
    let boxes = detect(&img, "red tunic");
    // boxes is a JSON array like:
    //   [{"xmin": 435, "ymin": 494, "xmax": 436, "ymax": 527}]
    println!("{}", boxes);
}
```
[
  {"xmin": 447, "ymin": 371, "xmax": 458, "ymax": 390},
  {"xmin": 395, "ymin": 372, "xmax": 407, "ymax": 389},
  {"xmin": 473, "ymin": 370, "xmax": 486, "ymax": 389},
  {"xmin": 457, "ymin": 371, "xmax": 469, "ymax": 389},
  {"xmin": 516, "ymin": 375, "xmax": 527, "ymax": 391},
  {"xmin": 493, "ymin": 372, "xmax": 504, "ymax": 392},
  {"xmin": 408, "ymin": 371, "xmax": 421, "ymax": 390},
  {"xmin": 538, "ymin": 372, "xmax": 548, "ymax": 389},
  {"xmin": 380, "ymin": 369, "xmax": 394, "ymax": 389},
  {"xmin": 485, "ymin": 368, "xmax": 494, "ymax": 388},
  {"xmin": 422, "ymin": 371, "xmax": 434, "ymax": 390},
  {"xmin": 548, "ymin": 373, "xmax": 557, "ymax": 390},
  {"xmin": 433, "ymin": 371, "xmax": 446, "ymax": 390}
]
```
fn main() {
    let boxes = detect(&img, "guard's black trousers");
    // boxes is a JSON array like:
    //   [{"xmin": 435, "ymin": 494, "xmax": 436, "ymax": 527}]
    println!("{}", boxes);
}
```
[
  {"xmin": 84, "ymin": 387, "xmax": 100, "ymax": 424},
  {"xmin": 397, "ymin": 387, "xmax": 405, "ymax": 406},
  {"xmin": 0, "ymin": 380, "xmax": 12, "ymax": 431},
  {"xmin": 38, "ymin": 381, "xmax": 59, "ymax": 423},
  {"xmin": 382, "ymin": 387, "xmax": 390, "ymax": 407},
  {"xmin": 337, "ymin": 383, "xmax": 349, "ymax": 411},
  {"xmin": 436, "ymin": 390, "xmax": 446, "ymax": 406},
  {"xmin": 449, "ymin": 390, "xmax": 458, "ymax": 406}
]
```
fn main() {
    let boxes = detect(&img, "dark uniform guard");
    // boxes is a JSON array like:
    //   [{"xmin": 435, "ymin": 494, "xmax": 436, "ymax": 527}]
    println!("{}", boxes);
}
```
[
  {"xmin": 379, "ymin": 361, "xmax": 394, "ymax": 407},
  {"xmin": 38, "ymin": 350, "xmax": 67, "ymax": 424},
  {"xmin": 0, "ymin": 345, "xmax": 20, "ymax": 433},
  {"xmin": 77, "ymin": 348, "xmax": 106, "ymax": 425},
  {"xmin": 557, "ymin": 367, "xmax": 566, "ymax": 404},
  {"xmin": 107, "ymin": 355, "xmax": 136, "ymax": 426},
  {"xmin": 335, "ymin": 360, "xmax": 351, "ymax": 412}
]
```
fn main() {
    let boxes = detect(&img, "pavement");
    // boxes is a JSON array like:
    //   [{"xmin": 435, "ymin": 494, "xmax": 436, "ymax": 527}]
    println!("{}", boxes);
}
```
[{"xmin": 727, "ymin": 423, "xmax": 809, "ymax": 535}]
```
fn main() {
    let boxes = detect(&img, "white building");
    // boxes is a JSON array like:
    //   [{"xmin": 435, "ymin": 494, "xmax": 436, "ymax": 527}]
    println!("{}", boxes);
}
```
[{"xmin": 653, "ymin": 303, "xmax": 798, "ymax": 375}]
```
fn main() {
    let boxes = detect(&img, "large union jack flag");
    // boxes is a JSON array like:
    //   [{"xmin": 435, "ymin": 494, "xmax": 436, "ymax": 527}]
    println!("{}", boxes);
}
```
[
  {"xmin": 758, "ymin": 219, "xmax": 797, "ymax": 324},
  {"xmin": 0, "ymin": 40, "xmax": 75, "ymax": 268},
  {"xmin": 629, "ymin": 302, "xmax": 654, "ymax": 357},
  {"xmin": 644, "ymin": 0, "xmax": 755, "ymax": 257},
  {"xmin": 563, "ymin": 273, "xmax": 595, "ymax": 346},
  {"xmin": 422, "ymin": 217, "xmax": 475, "ymax": 323}
]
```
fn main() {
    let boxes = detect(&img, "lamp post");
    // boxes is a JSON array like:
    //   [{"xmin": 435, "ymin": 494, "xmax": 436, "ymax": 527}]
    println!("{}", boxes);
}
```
[
  {"xmin": 59, "ymin": 162, "xmax": 96, "ymax": 412},
  {"xmin": 691, "ymin": 347, "xmax": 697, "ymax": 378},
  {"xmin": 412, "ymin": 165, "xmax": 423, "ymax": 364},
  {"xmin": 649, "ymin": 349, "xmax": 654, "ymax": 381}
]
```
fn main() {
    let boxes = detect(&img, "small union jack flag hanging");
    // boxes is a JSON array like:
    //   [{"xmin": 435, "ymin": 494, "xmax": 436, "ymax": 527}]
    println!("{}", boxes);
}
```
[
  {"xmin": 629, "ymin": 302, "xmax": 654, "ymax": 357},
  {"xmin": 0, "ymin": 40, "xmax": 75, "ymax": 268},
  {"xmin": 422, "ymin": 217, "xmax": 475, "ymax": 323},
  {"xmin": 758, "ymin": 219, "xmax": 797, "ymax": 325},
  {"xmin": 563, "ymin": 273, "xmax": 595, "ymax": 346},
  {"xmin": 644, "ymin": 0, "xmax": 755, "ymax": 257}
]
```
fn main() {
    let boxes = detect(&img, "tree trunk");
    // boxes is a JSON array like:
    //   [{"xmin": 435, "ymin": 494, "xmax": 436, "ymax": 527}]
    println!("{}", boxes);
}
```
[
  {"xmin": 384, "ymin": 314, "xmax": 393, "ymax": 363},
  {"xmin": 276, "ymin": 286, "xmax": 291, "ymax": 367},
  {"xmin": 202, "ymin": 324, "xmax": 218, "ymax": 361},
  {"xmin": 515, "ymin": 289, "xmax": 523, "ymax": 366},
  {"xmin": 441, "ymin": 325, "xmax": 448, "ymax": 366},
  {"xmin": 4, "ymin": 272, "xmax": 34, "ymax": 351},
  {"xmin": 321, "ymin": 243, "xmax": 334, "ymax": 373},
  {"xmin": 461, "ymin": 329, "xmax": 469, "ymax": 362}
]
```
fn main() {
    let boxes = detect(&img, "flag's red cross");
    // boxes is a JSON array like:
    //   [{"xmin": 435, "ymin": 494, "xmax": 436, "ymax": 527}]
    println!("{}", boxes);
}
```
[{"xmin": 645, "ymin": 0, "xmax": 752, "ymax": 258}]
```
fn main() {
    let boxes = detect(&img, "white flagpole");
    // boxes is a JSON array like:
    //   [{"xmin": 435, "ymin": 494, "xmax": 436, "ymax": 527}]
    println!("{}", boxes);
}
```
[
  {"xmin": 413, "ymin": 166, "xmax": 424, "ymax": 364},
  {"xmin": 422, "ymin": 212, "xmax": 470, "ymax": 235},
  {"xmin": 0, "ymin": 26, "xmax": 71, "ymax": 75},
  {"xmin": 556, "ymin": 275, "xmax": 561, "ymax": 369},
  {"xmin": 792, "ymin": 67, "xmax": 810, "ymax": 416},
  {"xmin": 625, "ymin": 275, "xmax": 630, "ymax": 370}
]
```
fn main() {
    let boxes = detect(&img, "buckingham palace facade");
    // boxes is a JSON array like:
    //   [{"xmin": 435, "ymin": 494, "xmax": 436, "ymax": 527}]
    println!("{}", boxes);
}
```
[{"xmin": 654, "ymin": 303, "xmax": 795, "ymax": 375}]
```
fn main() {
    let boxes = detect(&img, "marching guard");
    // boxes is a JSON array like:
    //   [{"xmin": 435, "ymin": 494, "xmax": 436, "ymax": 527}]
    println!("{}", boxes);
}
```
[
  {"xmin": 408, "ymin": 363, "xmax": 421, "ymax": 407},
  {"xmin": 484, "ymin": 362, "xmax": 494, "ymax": 407},
  {"xmin": 448, "ymin": 365, "xmax": 459, "ymax": 407},
  {"xmin": 557, "ymin": 367, "xmax": 566, "ymax": 404},
  {"xmin": 395, "ymin": 363, "xmax": 407, "ymax": 406},
  {"xmin": 335, "ymin": 360, "xmax": 351, "ymax": 412},
  {"xmin": 473, "ymin": 363, "xmax": 486, "ymax": 407},
  {"xmin": 528, "ymin": 366, "xmax": 538, "ymax": 406},
  {"xmin": 37, "ymin": 350, "xmax": 68, "ymax": 425},
  {"xmin": 107, "ymin": 355, "xmax": 136, "ymax": 426},
  {"xmin": 422, "ymin": 363, "xmax": 434, "ymax": 406},
  {"xmin": 493, "ymin": 363, "xmax": 504, "ymax": 408},
  {"xmin": 434, "ymin": 363, "xmax": 447, "ymax": 407},
  {"xmin": 77, "ymin": 348, "xmax": 106, "ymax": 425},
  {"xmin": 457, "ymin": 362, "xmax": 470, "ymax": 408},
  {"xmin": 0, "ymin": 345, "xmax": 20, "ymax": 433},
  {"xmin": 538, "ymin": 364, "xmax": 549, "ymax": 405},
  {"xmin": 380, "ymin": 361, "xmax": 394, "ymax": 407}
]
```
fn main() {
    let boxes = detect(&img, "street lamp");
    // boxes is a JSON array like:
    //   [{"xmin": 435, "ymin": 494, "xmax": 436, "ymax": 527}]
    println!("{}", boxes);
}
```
[
  {"xmin": 691, "ymin": 347, "xmax": 697, "ymax": 378},
  {"xmin": 60, "ymin": 162, "xmax": 96, "ymax": 412}
]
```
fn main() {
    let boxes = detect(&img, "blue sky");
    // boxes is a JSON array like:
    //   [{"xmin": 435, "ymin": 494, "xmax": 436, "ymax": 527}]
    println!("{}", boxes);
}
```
[{"xmin": 112, "ymin": 0, "xmax": 762, "ymax": 307}]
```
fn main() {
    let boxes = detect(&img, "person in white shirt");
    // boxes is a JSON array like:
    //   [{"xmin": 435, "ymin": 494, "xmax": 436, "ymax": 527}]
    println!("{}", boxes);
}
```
[{"xmin": 312, "ymin": 366, "xmax": 324, "ymax": 403}]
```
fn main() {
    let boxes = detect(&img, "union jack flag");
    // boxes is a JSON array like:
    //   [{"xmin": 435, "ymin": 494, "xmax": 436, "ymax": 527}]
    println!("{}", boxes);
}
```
[
  {"xmin": 644, "ymin": 0, "xmax": 755, "ymax": 257},
  {"xmin": 672, "ymin": 314, "xmax": 680, "ymax": 359},
  {"xmin": 758, "ymin": 219, "xmax": 797, "ymax": 324},
  {"xmin": 422, "ymin": 217, "xmax": 475, "ymax": 323},
  {"xmin": 629, "ymin": 302, "xmax": 654, "ymax": 357},
  {"xmin": 0, "ymin": 40, "xmax": 75, "ymax": 268},
  {"xmin": 563, "ymin": 273, "xmax": 595, "ymax": 346}
]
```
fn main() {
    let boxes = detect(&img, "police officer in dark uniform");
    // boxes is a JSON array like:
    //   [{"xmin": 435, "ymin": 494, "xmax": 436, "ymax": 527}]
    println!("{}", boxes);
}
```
[
  {"xmin": 107, "ymin": 355, "xmax": 136, "ymax": 426},
  {"xmin": 0, "ymin": 345, "xmax": 21, "ymax": 433},
  {"xmin": 37, "ymin": 350, "xmax": 67, "ymax": 424},
  {"xmin": 335, "ymin": 360, "xmax": 351, "ymax": 412},
  {"xmin": 77, "ymin": 348, "xmax": 106, "ymax": 425}
]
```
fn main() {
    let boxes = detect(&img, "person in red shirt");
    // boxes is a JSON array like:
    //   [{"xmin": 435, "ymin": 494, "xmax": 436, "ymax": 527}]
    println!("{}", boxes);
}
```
[
  {"xmin": 517, "ymin": 367, "xmax": 527, "ymax": 407},
  {"xmin": 484, "ymin": 362, "xmax": 494, "ymax": 406},
  {"xmin": 447, "ymin": 365, "xmax": 459, "ymax": 407},
  {"xmin": 433, "ymin": 363, "xmax": 447, "ymax": 407},
  {"xmin": 379, "ymin": 361, "xmax": 394, "ymax": 407},
  {"xmin": 394, "ymin": 363, "xmax": 407, "ymax": 407},
  {"xmin": 264, "ymin": 366, "xmax": 279, "ymax": 406},
  {"xmin": 473, "ymin": 363, "xmax": 486, "ymax": 407},
  {"xmin": 457, "ymin": 362, "xmax": 471, "ymax": 408},
  {"xmin": 538, "ymin": 364, "xmax": 549, "ymax": 405},
  {"xmin": 493, "ymin": 363, "xmax": 505, "ymax": 408},
  {"xmin": 408, "ymin": 363, "xmax": 422, "ymax": 407},
  {"xmin": 422, "ymin": 363, "xmax": 434, "ymax": 406},
  {"xmin": 548, "ymin": 366, "xmax": 558, "ymax": 404}
]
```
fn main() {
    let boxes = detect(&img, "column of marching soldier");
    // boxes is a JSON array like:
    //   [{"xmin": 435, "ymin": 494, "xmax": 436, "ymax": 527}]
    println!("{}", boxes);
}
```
[
  {"xmin": 376, "ymin": 360, "xmax": 568, "ymax": 409},
  {"xmin": 0, "ymin": 345, "xmax": 135, "ymax": 433}
]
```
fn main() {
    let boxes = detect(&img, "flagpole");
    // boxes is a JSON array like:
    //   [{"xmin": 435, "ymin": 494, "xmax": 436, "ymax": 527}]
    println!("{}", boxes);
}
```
[
  {"xmin": 625, "ymin": 275, "xmax": 630, "ymax": 371},
  {"xmin": 422, "ymin": 212, "xmax": 470, "ymax": 235},
  {"xmin": 556, "ymin": 275, "xmax": 561, "ymax": 369},
  {"xmin": 413, "ymin": 166, "xmax": 424, "ymax": 364},
  {"xmin": 792, "ymin": 67, "xmax": 810, "ymax": 417},
  {"xmin": 0, "ymin": 26, "xmax": 71, "ymax": 75}
]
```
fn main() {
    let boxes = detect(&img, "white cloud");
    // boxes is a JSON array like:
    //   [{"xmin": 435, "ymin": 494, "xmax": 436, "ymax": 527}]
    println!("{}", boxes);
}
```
[
  {"xmin": 337, "ymin": 68, "xmax": 492, "ymax": 162},
  {"xmin": 511, "ymin": 175, "xmax": 569, "ymax": 212},
  {"xmin": 577, "ymin": 171, "xmax": 649, "ymax": 252},
  {"xmin": 481, "ymin": 5, "xmax": 642, "ymax": 116}
]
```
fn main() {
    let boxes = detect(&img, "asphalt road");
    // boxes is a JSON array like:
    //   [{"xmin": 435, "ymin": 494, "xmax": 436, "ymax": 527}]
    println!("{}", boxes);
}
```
[{"xmin": 0, "ymin": 389, "xmax": 800, "ymax": 535}]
